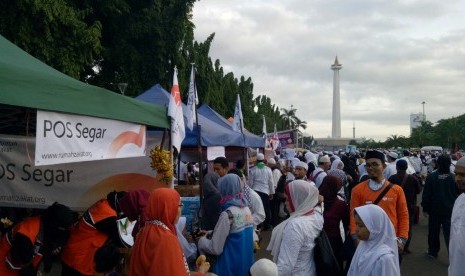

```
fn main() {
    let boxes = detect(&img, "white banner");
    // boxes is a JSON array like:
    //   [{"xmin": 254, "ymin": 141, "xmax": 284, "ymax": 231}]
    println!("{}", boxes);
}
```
[
  {"xmin": 35, "ymin": 111, "xmax": 146, "ymax": 166},
  {"xmin": 207, "ymin": 146, "xmax": 226, "ymax": 161},
  {"xmin": 0, "ymin": 134, "xmax": 165, "ymax": 210}
]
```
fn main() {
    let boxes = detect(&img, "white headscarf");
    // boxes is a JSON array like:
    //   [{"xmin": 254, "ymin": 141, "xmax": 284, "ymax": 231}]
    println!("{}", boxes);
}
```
[
  {"xmin": 267, "ymin": 180, "xmax": 319, "ymax": 262},
  {"xmin": 305, "ymin": 151, "xmax": 317, "ymax": 165},
  {"xmin": 348, "ymin": 204, "xmax": 400, "ymax": 276},
  {"xmin": 330, "ymin": 158, "xmax": 344, "ymax": 170},
  {"xmin": 250, "ymin": 258, "xmax": 278, "ymax": 276}
]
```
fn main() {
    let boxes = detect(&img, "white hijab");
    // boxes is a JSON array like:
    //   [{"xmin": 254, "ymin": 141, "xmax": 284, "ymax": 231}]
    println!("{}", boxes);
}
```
[
  {"xmin": 348, "ymin": 204, "xmax": 400, "ymax": 276},
  {"xmin": 331, "ymin": 158, "xmax": 344, "ymax": 170},
  {"xmin": 267, "ymin": 180, "xmax": 319, "ymax": 262}
]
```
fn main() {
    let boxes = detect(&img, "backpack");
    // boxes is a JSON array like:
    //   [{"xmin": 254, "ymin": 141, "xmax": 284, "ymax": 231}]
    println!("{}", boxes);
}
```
[{"xmin": 314, "ymin": 229, "xmax": 341, "ymax": 276}]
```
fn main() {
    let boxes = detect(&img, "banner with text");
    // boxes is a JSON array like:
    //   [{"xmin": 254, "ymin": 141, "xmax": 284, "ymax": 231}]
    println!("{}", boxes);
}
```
[
  {"xmin": 35, "ymin": 111, "xmax": 146, "ymax": 166},
  {"xmin": 266, "ymin": 130, "xmax": 295, "ymax": 150},
  {"xmin": 1, "ymin": 134, "xmax": 164, "ymax": 210}
]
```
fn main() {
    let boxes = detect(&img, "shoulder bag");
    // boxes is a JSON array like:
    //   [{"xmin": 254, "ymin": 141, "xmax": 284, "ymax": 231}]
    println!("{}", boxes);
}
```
[{"xmin": 314, "ymin": 229, "xmax": 341, "ymax": 276}]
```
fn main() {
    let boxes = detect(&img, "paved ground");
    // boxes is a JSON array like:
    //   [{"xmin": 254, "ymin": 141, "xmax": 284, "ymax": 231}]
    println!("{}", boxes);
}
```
[{"xmin": 255, "ymin": 207, "xmax": 449, "ymax": 276}]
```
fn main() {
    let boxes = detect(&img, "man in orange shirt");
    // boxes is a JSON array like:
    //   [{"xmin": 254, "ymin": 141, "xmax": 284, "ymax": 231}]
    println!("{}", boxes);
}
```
[{"xmin": 349, "ymin": 150, "xmax": 409, "ymax": 256}]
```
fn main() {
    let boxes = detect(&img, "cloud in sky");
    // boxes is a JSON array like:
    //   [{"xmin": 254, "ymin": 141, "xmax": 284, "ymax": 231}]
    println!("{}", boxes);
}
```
[{"xmin": 192, "ymin": 0, "xmax": 465, "ymax": 141}]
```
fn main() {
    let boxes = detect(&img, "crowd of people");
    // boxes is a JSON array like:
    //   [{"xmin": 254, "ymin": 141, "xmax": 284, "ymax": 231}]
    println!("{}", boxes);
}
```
[{"xmin": 1, "ymin": 148, "xmax": 465, "ymax": 275}]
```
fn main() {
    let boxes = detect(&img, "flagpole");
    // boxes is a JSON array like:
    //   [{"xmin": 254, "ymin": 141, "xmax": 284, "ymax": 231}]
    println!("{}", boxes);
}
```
[
  {"xmin": 238, "ymin": 94, "xmax": 248, "ymax": 177},
  {"xmin": 170, "ymin": 66, "xmax": 177, "ymax": 189},
  {"xmin": 191, "ymin": 63, "xmax": 204, "ymax": 207}
]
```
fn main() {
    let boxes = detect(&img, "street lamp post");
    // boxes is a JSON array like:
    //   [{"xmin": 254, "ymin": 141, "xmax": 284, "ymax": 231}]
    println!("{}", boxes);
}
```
[{"xmin": 421, "ymin": 101, "xmax": 426, "ymax": 121}]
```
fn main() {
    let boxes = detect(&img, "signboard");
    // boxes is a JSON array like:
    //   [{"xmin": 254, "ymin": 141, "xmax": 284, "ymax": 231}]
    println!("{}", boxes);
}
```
[
  {"xmin": 35, "ymin": 110, "xmax": 146, "ymax": 166},
  {"xmin": 346, "ymin": 145, "xmax": 357, "ymax": 153},
  {"xmin": 0, "ymin": 134, "xmax": 164, "ymax": 210},
  {"xmin": 410, "ymin": 113, "xmax": 423, "ymax": 130},
  {"xmin": 266, "ymin": 130, "xmax": 295, "ymax": 150}
]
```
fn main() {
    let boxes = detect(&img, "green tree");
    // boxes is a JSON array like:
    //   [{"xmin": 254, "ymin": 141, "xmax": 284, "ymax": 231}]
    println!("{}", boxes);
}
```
[
  {"xmin": 295, "ymin": 118, "xmax": 308, "ymax": 131},
  {"xmin": 280, "ymin": 105, "xmax": 297, "ymax": 129},
  {"xmin": 0, "ymin": 0, "xmax": 102, "ymax": 78},
  {"xmin": 78, "ymin": 0, "xmax": 197, "ymax": 96},
  {"xmin": 410, "ymin": 120, "xmax": 435, "ymax": 148},
  {"xmin": 385, "ymin": 134, "xmax": 407, "ymax": 148}
]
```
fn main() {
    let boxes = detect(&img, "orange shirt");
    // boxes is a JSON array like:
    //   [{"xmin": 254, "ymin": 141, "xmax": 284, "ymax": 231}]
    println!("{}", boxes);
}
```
[
  {"xmin": 61, "ymin": 199, "xmax": 117, "ymax": 275},
  {"xmin": 350, "ymin": 180, "xmax": 409, "ymax": 239},
  {"xmin": 0, "ymin": 216, "xmax": 42, "ymax": 276}
]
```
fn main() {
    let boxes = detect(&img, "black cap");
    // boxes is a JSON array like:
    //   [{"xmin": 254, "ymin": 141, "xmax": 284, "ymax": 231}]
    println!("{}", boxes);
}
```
[
  {"xmin": 396, "ymin": 159, "xmax": 408, "ymax": 171},
  {"xmin": 365, "ymin": 150, "xmax": 385, "ymax": 163}
]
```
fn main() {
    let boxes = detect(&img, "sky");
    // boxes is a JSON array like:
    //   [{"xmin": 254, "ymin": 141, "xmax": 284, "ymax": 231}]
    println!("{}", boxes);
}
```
[{"xmin": 192, "ymin": 0, "xmax": 465, "ymax": 141}]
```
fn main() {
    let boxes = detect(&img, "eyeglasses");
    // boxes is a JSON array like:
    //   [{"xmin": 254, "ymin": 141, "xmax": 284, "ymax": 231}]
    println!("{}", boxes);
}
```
[{"xmin": 365, "ymin": 162, "xmax": 381, "ymax": 168}]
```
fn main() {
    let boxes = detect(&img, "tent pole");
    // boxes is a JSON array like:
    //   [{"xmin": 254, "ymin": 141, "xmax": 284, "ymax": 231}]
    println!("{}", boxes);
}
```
[{"xmin": 192, "ymin": 64, "xmax": 204, "ymax": 228}]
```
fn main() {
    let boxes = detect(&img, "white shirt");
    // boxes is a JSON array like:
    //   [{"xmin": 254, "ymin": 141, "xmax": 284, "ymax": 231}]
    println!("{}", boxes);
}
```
[
  {"xmin": 309, "ymin": 167, "xmax": 326, "ymax": 188},
  {"xmin": 384, "ymin": 160, "xmax": 397, "ymax": 180},
  {"xmin": 249, "ymin": 189, "xmax": 266, "ymax": 227},
  {"xmin": 400, "ymin": 157, "xmax": 416, "ymax": 174},
  {"xmin": 450, "ymin": 161, "xmax": 457, "ymax": 174},
  {"xmin": 248, "ymin": 164, "xmax": 275, "ymax": 195},
  {"xmin": 449, "ymin": 193, "xmax": 465, "ymax": 276},
  {"xmin": 277, "ymin": 214, "xmax": 323, "ymax": 276},
  {"xmin": 179, "ymin": 162, "xmax": 188, "ymax": 181},
  {"xmin": 271, "ymin": 168, "xmax": 283, "ymax": 190},
  {"xmin": 412, "ymin": 156, "xmax": 422, "ymax": 173}
]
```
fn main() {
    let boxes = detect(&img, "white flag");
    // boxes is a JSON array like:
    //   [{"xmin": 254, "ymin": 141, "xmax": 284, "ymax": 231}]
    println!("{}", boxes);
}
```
[
  {"xmin": 186, "ymin": 65, "xmax": 198, "ymax": 131},
  {"xmin": 271, "ymin": 123, "xmax": 281, "ymax": 150},
  {"xmin": 262, "ymin": 115, "xmax": 267, "ymax": 137},
  {"xmin": 168, "ymin": 67, "xmax": 185, "ymax": 152},
  {"xmin": 232, "ymin": 94, "xmax": 244, "ymax": 133}
]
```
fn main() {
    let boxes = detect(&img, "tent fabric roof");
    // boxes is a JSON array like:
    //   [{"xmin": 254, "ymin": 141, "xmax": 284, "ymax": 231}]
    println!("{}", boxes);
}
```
[
  {"xmin": 137, "ymin": 84, "xmax": 264, "ymax": 148},
  {"xmin": 197, "ymin": 105, "xmax": 265, "ymax": 148},
  {"xmin": 0, "ymin": 35, "xmax": 168, "ymax": 129},
  {"xmin": 137, "ymin": 84, "xmax": 244, "ymax": 147}
]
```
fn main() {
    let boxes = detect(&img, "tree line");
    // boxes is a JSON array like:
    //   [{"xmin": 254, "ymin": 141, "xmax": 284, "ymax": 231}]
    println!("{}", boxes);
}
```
[
  {"xmin": 350, "ymin": 115, "xmax": 465, "ymax": 151},
  {"xmin": 0, "ymin": 0, "xmax": 306, "ymax": 136},
  {"xmin": 2, "ymin": 0, "xmax": 462, "ymax": 148}
]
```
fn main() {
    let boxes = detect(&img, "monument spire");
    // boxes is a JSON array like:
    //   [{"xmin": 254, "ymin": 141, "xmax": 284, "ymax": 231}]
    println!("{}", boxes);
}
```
[
  {"xmin": 353, "ymin": 121, "xmax": 355, "ymax": 139},
  {"xmin": 331, "ymin": 56, "xmax": 343, "ymax": 138}
]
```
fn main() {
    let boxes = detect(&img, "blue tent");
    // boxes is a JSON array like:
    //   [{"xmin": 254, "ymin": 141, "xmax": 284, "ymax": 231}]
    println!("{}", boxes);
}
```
[
  {"xmin": 137, "ymin": 84, "xmax": 260, "ymax": 148},
  {"xmin": 197, "ymin": 105, "xmax": 265, "ymax": 148}
]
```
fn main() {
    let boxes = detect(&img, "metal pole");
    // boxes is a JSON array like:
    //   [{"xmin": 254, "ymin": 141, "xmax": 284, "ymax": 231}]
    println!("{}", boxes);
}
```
[
  {"xmin": 191, "ymin": 63, "xmax": 203, "ymax": 211},
  {"xmin": 421, "ymin": 101, "xmax": 426, "ymax": 121}
]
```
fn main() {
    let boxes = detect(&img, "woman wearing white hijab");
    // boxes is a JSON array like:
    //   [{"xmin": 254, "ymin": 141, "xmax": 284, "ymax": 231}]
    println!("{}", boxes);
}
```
[
  {"xmin": 267, "ymin": 179, "xmax": 323, "ymax": 276},
  {"xmin": 348, "ymin": 204, "xmax": 400, "ymax": 276}
]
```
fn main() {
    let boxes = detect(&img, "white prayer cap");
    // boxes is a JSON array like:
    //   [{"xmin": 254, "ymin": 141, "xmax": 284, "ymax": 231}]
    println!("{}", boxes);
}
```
[
  {"xmin": 294, "ymin": 161, "xmax": 308, "ymax": 171},
  {"xmin": 257, "ymin": 153, "xmax": 265, "ymax": 161},
  {"xmin": 388, "ymin": 151, "xmax": 398, "ymax": 159},
  {"xmin": 457, "ymin": 156, "xmax": 465, "ymax": 168},
  {"xmin": 267, "ymin": 158, "xmax": 276, "ymax": 165},
  {"xmin": 319, "ymin": 155, "xmax": 331, "ymax": 163},
  {"xmin": 304, "ymin": 152, "xmax": 317, "ymax": 163},
  {"xmin": 289, "ymin": 158, "xmax": 299, "ymax": 167},
  {"xmin": 250, "ymin": 259, "xmax": 278, "ymax": 276}
]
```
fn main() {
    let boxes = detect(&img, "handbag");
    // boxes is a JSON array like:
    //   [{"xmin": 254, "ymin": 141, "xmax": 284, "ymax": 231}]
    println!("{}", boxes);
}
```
[{"xmin": 314, "ymin": 229, "xmax": 341, "ymax": 276}]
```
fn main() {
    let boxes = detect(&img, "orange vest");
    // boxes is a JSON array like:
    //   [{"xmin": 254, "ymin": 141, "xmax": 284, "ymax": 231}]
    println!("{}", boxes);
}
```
[
  {"xmin": 0, "ymin": 216, "xmax": 42, "ymax": 276},
  {"xmin": 61, "ymin": 199, "xmax": 117, "ymax": 275}
]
